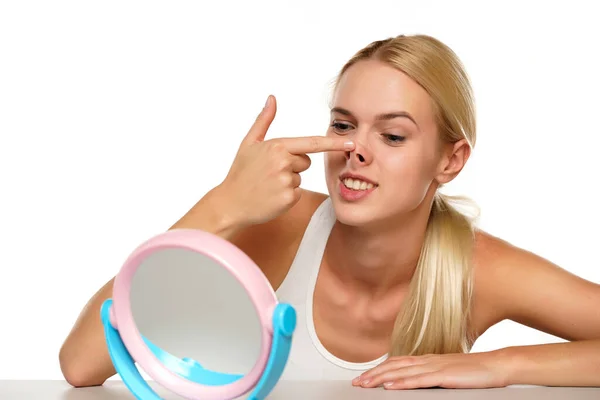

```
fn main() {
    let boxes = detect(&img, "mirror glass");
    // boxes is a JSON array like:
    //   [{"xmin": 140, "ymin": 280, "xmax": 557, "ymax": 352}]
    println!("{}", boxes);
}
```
[{"xmin": 130, "ymin": 247, "xmax": 263, "ymax": 378}]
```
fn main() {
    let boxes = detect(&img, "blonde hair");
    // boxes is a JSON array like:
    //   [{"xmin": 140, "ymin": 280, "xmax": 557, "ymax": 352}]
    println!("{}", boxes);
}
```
[{"xmin": 334, "ymin": 34, "xmax": 480, "ymax": 355}]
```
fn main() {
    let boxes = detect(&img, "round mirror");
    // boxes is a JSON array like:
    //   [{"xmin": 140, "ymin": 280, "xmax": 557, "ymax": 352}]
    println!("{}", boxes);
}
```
[
  {"xmin": 130, "ymin": 247, "xmax": 262, "ymax": 377},
  {"xmin": 102, "ymin": 229, "xmax": 293, "ymax": 400}
]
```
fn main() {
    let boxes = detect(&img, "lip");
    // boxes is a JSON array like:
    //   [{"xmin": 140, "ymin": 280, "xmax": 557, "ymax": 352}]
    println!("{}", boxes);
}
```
[
  {"xmin": 338, "ymin": 180, "xmax": 377, "ymax": 202},
  {"xmin": 338, "ymin": 172, "xmax": 378, "ymax": 186}
]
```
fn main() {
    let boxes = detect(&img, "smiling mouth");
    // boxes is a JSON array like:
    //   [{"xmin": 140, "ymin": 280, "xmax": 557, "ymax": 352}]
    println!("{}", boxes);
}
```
[{"xmin": 340, "ymin": 177, "xmax": 378, "ymax": 191}]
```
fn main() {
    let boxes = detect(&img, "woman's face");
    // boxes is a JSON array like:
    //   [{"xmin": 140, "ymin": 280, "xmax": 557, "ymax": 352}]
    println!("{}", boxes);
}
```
[{"xmin": 324, "ymin": 59, "xmax": 451, "ymax": 227}]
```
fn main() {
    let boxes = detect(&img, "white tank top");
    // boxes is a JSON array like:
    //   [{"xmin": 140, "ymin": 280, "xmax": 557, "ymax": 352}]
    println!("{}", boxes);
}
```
[{"xmin": 275, "ymin": 197, "xmax": 388, "ymax": 381}]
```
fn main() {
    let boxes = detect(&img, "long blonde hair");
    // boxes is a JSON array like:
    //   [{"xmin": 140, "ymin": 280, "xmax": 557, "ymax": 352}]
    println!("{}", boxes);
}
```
[{"xmin": 334, "ymin": 34, "xmax": 480, "ymax": 355}]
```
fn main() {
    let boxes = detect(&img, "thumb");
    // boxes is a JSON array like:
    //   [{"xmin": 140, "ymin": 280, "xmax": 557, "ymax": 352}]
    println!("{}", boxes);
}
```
[{"xmin": 242, "ymin": 95, "xmax": 277, "ymax": 145}]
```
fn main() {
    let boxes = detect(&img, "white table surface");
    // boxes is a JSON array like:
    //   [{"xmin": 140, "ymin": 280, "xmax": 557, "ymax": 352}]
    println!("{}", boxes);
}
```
[{"xmin": 2, "ymin": 380, "xmax": 600, "ymax": 399}]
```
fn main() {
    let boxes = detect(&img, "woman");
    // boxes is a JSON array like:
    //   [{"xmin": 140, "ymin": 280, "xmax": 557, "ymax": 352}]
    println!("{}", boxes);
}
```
[{"xmin": 58, "ymin": 34, "xmax": 600, "ymax": 390}]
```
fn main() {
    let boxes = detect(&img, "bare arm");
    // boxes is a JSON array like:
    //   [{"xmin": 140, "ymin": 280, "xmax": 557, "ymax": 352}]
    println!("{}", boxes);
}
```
[
  {"xmin": 479, "ymin": 233, "xmax": 600, "ymax": 386},
  {"xmin": 353, "ymin": 231, "xmax": 600, "ymax": 390},
  {"xmin": 58, "ymin": 186, "xmax": 248, "ymax": 387}
]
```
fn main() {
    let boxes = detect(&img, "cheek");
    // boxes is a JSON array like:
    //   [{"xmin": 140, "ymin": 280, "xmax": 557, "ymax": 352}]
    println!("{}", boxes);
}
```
[
  {"xmin": 401, "ymin": 142, "xmax": 439, "ymax": 179},
  {"xmin": 378, "ymin": 148, "xmax": 435, "ymax": 194},
  {"xmin": 379, "ymin": 152, "xmax": 422, "ymax": 182}
]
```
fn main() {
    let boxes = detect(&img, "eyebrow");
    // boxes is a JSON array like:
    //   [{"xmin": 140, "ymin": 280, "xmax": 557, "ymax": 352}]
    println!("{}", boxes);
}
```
[{"xmin": 330, "ymin": 107, "xmax": 420, "ymax": 130}]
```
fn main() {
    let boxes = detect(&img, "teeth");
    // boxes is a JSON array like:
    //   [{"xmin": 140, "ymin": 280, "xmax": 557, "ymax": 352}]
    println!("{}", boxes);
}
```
[{"xmin": 343, "ymin": 178, "xmax": 374, "ymax": 191}]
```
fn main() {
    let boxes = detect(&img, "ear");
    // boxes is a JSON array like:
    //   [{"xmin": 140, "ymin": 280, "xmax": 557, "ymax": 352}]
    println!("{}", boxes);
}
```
[{"xmin": 434, "ymin": 138, "xmax": 471, "ymax": 185}]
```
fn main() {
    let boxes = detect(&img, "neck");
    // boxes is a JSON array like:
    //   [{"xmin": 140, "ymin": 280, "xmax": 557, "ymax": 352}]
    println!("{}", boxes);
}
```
[{"xmin": 324, "ymin": 199, "xmax": 433, "ymax": 299}]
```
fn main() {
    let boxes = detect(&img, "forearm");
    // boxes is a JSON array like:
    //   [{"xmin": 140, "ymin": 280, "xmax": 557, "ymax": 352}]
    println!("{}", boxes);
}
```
[
  {"xmin": 169, "ymin": 185, "xmax": 245, "ymax": 240},
  {"xmin": 59, "ymin": 278, "xmax": 117, "ymax": 387},
  {"xmin": 496, "ymin": 339, "xmax": 600, "ymax": 387}
]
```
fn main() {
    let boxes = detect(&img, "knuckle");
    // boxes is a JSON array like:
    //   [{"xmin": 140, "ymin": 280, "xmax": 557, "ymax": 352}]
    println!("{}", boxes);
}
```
[
  {"xmin": 281, "ymin": 189, "xmax": 295, "ymax": 204},
  {"xmin": 269, "ymin": 140, "xmax": 285, "ymax": 152},
  {"xmin": 309, "ymin": 136, "xmax": 321, "ymax": 152},
  {"xmin": 277, "ymin": 158, "xmax": 290, "ymax": 171},
  {"xmin": 291, "ymin": 174, "xmax": 301, "ymax": 188},
  {"xmin": 304, "ymin": 155, "xmax": 312, "ymax": 168},
  {"xmin": 278, "ymin": 173, "xmax": 292, "ymax": 186}
]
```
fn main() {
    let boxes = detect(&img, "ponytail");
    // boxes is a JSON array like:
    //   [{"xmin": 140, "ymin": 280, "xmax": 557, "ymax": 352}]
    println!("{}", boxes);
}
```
[{"xmin": 389, "ymin": 192, "xmax": 480, "ymax": 356}]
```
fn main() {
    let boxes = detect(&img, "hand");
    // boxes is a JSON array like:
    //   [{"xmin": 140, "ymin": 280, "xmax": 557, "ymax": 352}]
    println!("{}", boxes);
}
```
[
  {"xmin": 352, "ymin": 352, "xmax": 511, "ymax": 390},
  {"xmin": 217, "ymin": 95, "xmax": 355, "ymax": 226}
]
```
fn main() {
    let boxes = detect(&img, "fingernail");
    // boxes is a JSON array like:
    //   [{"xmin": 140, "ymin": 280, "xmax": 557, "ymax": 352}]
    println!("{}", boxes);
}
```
[
  {"xmin": 360, "ymin": 379, "xmax": 370, "ymax": 386},
  {"xmin": 352, "ymin": 377, "xmax": 360, "ymax": 384},
  {"xmin": 264, "ymin": 95, "xmax": 270, "ymax": 109},
  {"xmin": 344, "ymin": 141, "xmax": 354, "ymax": 150},
  {"xmin": 384, "ymin": 382, "xmax": 394, "ymax": 388}
]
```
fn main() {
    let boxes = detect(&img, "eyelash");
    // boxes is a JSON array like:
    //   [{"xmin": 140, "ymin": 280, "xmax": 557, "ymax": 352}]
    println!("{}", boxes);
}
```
[{"xmin": 329, "ymin": 122, "xmax": 406, "ymax": 144}]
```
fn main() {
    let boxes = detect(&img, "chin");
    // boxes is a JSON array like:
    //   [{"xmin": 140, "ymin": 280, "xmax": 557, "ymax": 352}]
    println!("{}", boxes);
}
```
[{"xmin": 328, "ymin": 190, "xmax": 379, "ymax": 227}]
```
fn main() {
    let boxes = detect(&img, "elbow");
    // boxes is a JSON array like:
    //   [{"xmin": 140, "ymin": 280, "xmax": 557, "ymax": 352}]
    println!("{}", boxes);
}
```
[
  {"xmin": 59, "ymin": 344, "xmax": 107, "ymax": 388},
  {"xmin": 63, "ymin": 373, "xmax": 103, "ymax": 389}
]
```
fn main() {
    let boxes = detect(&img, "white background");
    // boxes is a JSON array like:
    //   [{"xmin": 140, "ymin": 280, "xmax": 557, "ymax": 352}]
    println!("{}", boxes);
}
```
[{"xmin": 1, "ymin": 0, "xmax": 599, "ymax": 380}]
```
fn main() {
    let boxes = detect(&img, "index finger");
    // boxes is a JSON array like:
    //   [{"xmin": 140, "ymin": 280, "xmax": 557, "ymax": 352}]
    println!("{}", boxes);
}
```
[{"xmin": 280, "ymin": 136, "xmax": 355, "ymax": 154}]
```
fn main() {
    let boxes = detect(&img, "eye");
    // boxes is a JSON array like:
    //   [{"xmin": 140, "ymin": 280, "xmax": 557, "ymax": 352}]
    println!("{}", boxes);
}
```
[
  {"xmin": 382, "ymin": 134, "xmax": 406, "ymax": 144},
  {"xmin": 381, "ymin": 133, "xmax": 406, "ymax": 144},
  {"xmin": 330, "ymin": 121, "xmax": 353, "ymax": 134}
]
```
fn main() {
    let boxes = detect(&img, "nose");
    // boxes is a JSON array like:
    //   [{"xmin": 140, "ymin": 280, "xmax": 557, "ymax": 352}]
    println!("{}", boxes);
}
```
[{"xmin": 345, "ymin": 136, "xmax": 372, "ymax": 166}]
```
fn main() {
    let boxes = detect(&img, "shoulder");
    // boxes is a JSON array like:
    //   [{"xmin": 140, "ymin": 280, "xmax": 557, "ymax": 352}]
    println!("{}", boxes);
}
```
[
  {"xmin": 229, "ymin": 188, "xmax": 329, "ymax": 290},
  {"xmin": 470, "ymin": 229, "xmax": 600, "ymax": 342}
]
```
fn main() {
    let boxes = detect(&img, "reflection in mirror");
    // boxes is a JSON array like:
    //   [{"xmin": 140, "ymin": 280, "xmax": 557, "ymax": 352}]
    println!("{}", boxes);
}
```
[{"xmin": 130, "ymin": 247, "xmax": 263, "ymax": 378}]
